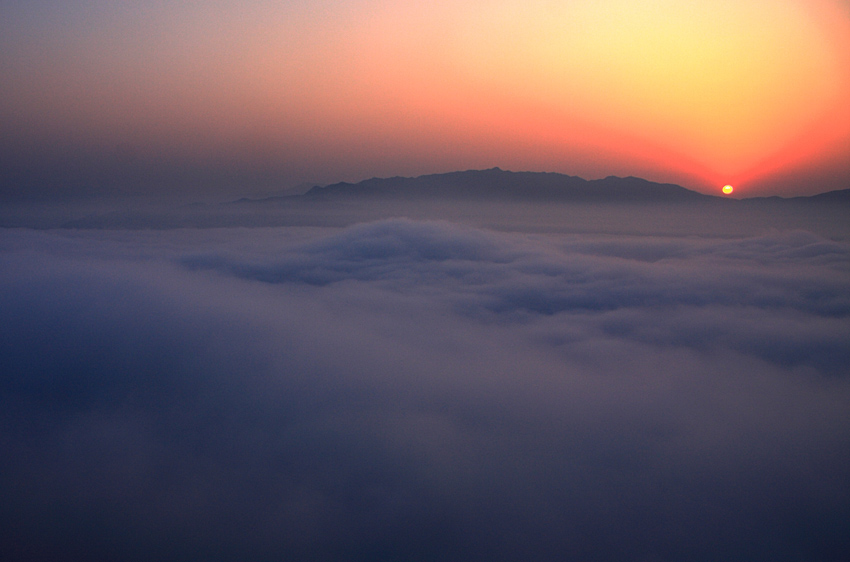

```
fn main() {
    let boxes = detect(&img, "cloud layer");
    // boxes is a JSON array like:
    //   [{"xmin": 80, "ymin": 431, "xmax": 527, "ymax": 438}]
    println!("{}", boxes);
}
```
[{"xmin": 1, "ymin": 220, "xmax": 849, "ymax": 561}]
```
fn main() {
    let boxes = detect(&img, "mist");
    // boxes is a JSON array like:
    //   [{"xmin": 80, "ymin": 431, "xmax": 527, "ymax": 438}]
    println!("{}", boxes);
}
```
[{"xmin": 2, "ymin": 197, "xmax": 849, "ymax": 561}]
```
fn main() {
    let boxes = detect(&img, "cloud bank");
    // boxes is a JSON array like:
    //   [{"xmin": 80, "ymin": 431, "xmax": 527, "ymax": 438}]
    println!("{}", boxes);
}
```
[{"xmin": 1, "ymin": 220, "xmax": 849, "ymax": 561}]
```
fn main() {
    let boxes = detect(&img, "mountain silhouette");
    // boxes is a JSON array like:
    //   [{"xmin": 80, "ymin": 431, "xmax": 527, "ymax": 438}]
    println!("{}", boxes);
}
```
[
  {"xmin": 302, "ymin": 168, "xmax": 715, "ymax": 203},
  {"xmin": 52, "ymin": 169, "xmax": 849, "ymax": 229}
]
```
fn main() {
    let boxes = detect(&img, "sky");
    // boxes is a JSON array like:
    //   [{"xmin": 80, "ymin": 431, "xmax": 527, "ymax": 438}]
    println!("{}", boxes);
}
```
[
  {"xmin": 2, "ymin": 0, "xmax": 850, "ymax": 200},
  {"xmin": 2, "ymin": 215, "xmax": 850, "ymax": 560}
]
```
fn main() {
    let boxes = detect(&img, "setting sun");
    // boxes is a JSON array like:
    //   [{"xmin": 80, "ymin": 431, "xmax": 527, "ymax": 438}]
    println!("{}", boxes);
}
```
[{"xmin": 722, "ymin": 185, "xmax": 734, "ymax": 194}]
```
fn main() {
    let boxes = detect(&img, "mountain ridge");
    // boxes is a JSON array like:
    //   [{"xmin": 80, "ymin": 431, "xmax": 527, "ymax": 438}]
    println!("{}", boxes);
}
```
[
  {"xmin": 300, "ymin": 168, "xmax": 715, "ymax": 203},
  {"xmin": 47, "ymin": 168, "xmax": 850, "ymax": 230}
]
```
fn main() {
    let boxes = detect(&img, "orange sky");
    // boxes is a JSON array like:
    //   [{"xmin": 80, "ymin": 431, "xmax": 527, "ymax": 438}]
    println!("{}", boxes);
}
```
[{"xmin": 2, "ymin": 0, "xmax": 849, "ymax": 198}]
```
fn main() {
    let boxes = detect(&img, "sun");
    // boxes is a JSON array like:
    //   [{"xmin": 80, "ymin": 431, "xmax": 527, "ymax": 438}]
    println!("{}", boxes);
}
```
[{"xmin": 722, "ymin": 184, "xmax": 734, "ymax": 195}]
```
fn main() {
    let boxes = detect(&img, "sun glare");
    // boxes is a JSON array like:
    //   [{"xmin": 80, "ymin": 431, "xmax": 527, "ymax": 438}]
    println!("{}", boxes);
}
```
[{"xmin": 722, "ymin": 184, "xmax": 734, "ymax": 194}]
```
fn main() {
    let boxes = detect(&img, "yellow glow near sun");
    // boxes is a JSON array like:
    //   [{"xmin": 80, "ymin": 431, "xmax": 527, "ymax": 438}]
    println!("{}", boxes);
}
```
[{"xmin": 722, "ymin": 185, "xmax": 734, "ymax": 194}]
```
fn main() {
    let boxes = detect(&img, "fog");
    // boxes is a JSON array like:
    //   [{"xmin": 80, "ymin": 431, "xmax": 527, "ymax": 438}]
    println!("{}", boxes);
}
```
[{"xmin": 1, "ymin": 201, "xmax": 849, "ymax": 561}]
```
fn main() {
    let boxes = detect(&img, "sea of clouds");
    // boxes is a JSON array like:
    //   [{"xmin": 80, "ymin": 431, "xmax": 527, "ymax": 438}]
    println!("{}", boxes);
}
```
[{"xmin": 2, "ymin": 218, "xmax": 849, "ymax": 561}]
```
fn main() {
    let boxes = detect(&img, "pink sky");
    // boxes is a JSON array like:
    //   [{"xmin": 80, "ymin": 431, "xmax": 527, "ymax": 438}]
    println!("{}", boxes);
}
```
[{"xmin": 2, "ymin": 0, "xmax": 849, "ymax": 198}]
